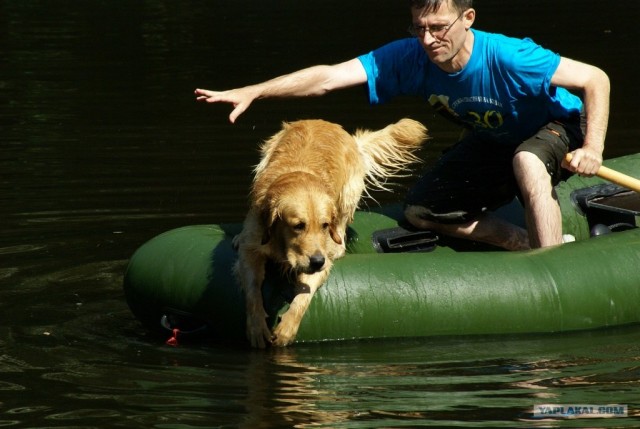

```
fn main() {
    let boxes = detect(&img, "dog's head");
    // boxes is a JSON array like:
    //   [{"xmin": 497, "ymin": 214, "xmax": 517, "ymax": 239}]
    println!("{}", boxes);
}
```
[{"xmin": 259, "ymin": 172, "xmax": 342, "ymax": 274}]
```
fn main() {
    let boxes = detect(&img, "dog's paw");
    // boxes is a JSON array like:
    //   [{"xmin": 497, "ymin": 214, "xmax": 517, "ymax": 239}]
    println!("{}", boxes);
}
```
[
  {"xmin": 246, "ymin": 318, "xmax": 273, "ymax": 349},
  {"xmin": 271, "ymin": 315, "xmax": 300, "ymax": 347}
]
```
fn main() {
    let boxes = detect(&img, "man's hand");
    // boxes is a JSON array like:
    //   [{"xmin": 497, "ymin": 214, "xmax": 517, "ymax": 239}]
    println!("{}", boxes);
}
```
[
  {"xmin": 194, "ymin": 87, "xmax": 257, "ymax": 123},
  {"xmin": 562, "ymin": 147, "xmax": 603, "ymax": 177}
]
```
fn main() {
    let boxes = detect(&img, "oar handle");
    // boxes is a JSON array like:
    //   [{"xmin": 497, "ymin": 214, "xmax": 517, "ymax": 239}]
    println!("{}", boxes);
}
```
[{"xmin": 565, "ymin": 153, "xmax": 640, "ymax": 193}]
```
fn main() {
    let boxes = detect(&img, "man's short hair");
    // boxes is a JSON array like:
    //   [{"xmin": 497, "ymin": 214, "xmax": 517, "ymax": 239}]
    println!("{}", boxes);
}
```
[{"xmin": 409, "ymin": 0, "xmax": 473, "ymax": 14}]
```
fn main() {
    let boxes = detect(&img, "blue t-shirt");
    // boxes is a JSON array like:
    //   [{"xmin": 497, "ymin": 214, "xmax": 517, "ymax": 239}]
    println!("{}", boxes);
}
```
[{"xmin": 358, "ymin": 29, "xmax": 583, "ymax": 144}]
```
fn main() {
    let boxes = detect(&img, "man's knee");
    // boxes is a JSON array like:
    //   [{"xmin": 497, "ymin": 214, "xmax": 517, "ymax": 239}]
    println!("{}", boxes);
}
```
[
  {"xmin": 513, "ymin": 149, "xmax": 551, "ymax": 178},
  {"xmin": 512, "ymin": 150, "xmax": 546, "ymax": 172},
  {"xmin": 512, "ymin": 151, "xmax": 556, "ymax": 204},
  {"xmin": 514, "ymin": 124, "xmax": 573, "ymax": 184}
]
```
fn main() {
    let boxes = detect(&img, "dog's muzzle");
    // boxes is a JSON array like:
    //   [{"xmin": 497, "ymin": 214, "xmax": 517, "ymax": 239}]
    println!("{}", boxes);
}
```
[{"xmin": 307, "ymin": 253, "xmax": 326, "ymax": 273}]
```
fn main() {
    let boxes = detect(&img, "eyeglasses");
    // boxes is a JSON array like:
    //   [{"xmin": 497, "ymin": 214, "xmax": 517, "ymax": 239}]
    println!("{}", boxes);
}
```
[{"xmin": 408, "ymin": 11, "xmax": 465, "ymax": 40}]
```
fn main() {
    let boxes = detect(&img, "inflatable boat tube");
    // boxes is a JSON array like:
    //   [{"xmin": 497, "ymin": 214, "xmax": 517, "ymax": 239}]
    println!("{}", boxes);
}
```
[{"xmin": 124, "ymin": 154, "xmax": 640, "ymax": 344}]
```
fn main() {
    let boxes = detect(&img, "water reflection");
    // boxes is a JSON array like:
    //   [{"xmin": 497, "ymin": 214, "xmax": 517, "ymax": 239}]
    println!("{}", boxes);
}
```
[
  {"xmin": 1, "ymin": 307, "xmax": 639, "ymax": 427},
  {"xmin": 229, "ymin": 330, "xmax": 640, "ymax": 427}
]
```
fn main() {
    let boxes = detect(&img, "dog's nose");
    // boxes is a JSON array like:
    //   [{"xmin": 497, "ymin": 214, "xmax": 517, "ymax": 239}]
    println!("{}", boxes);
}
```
[{"xmin": 309, "ymin": 253, "xmax": 325, "ymax": 271}]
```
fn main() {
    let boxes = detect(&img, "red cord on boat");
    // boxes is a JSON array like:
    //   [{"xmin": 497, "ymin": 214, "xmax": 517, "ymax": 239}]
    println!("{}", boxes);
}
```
[{"xmin": 166, "ymin": 328, "xmax": 180, "ymax": 346}]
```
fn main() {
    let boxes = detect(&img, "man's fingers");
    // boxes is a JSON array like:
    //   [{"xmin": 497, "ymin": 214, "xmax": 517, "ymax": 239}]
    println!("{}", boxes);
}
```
[
  {"xmin": 194, "ymin": 88, "xmax": 252, "ymax": 122},
  {"xmin": 229, "ymin": 103, "xmax": 249, "ymax": 123},
  {"xmin": 565, "ymin": 150, "xmax": 602, "ymax": 177},
  {"xmin": 194, "ymin": 88, "xmax": 212, "ymax": 96},
  {"xmin": 194, "ymin": 88, "xmax": 221, "ymax": 102}
]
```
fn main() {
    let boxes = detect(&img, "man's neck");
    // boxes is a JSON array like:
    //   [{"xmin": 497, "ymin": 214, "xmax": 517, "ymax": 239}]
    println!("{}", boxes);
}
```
[{"xmin": 440, "ymin": 30, "xmax": 475, "ymax": 74}]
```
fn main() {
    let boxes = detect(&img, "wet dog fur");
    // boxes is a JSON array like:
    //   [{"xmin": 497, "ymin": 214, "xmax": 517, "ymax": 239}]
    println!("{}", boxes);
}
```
[{"xmin": 233, "ymin": 118, "xmax": 428, "ymax": 348}]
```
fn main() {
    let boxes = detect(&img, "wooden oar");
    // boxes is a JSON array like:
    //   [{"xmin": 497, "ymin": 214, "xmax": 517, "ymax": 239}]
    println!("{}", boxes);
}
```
[{"xmin": 565, "ymin": 153, "xmax": 640, "ymax": 193}]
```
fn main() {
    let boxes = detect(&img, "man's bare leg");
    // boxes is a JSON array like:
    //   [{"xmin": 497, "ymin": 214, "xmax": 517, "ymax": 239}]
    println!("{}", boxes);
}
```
[
  {"xmin": 405, "ymin": 205, "xmax": 530, "ymax": 251},
  {"xmin": 512, "ymin": 151, "xmax": 562, "ymax": 248}
]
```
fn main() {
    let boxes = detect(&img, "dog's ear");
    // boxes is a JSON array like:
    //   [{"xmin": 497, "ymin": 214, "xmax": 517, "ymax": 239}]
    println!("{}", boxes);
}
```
[
  {"xmin": 329, "ymin": 225, "xmax": 343, "ymax": 245},
  {"xmin": 259, "ymin": 204, "xmax": 278, "ymax": 245},
  {"xmin": 329, "ymin": 212, "xmax": 343, "ymax": 245}
]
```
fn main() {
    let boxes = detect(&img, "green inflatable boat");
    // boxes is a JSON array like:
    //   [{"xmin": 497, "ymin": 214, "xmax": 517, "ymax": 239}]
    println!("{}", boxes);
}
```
[{"xmin": 124, "ymin": 154, "xmax": 640, "ymax": 344}]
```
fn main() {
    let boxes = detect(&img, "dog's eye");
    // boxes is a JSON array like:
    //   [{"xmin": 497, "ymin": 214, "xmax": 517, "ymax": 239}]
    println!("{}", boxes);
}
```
[
  {"xmin": 322, "ymin": 222, "xmax": 330, "ymax": 230},
  {"xmin": 293, "ymin": 222, "xmax": 306, "ymax": 231}
]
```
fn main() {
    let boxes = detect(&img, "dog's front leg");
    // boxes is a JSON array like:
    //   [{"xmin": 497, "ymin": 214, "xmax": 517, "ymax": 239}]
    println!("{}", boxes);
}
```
[
  {"xmin": 271, "ymin": 269, "xmax": 330, "ymax": 346},
  {"xmin": 235, "ymin": 251, "xmax": 273, "ymax": 348}
]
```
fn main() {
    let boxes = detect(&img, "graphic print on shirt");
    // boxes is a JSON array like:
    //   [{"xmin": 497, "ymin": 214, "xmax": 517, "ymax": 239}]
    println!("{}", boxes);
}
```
[{"xmin": 428, "ymin": 94, "xmax": 506, "ymax": 134}]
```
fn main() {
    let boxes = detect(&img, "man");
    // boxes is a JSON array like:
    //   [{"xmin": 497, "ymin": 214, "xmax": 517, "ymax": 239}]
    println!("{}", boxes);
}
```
[{"xmin": 195, "ymin": 0, "xmax": 610, "ymax": 250}]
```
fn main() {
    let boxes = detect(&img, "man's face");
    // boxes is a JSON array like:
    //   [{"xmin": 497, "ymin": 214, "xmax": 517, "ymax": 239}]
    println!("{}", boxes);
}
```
[{"xmin": 410, "ymin": 2, "xmax": 472, "ymax": 71}]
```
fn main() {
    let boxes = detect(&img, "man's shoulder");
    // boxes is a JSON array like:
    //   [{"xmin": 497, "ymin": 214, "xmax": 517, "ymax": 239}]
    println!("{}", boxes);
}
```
[
  {"xmin": 473, "ymin": 29, "xmax": 555, "ymax": 70},
  {"xmin": 474, "ymin": 29, "xmax": 537, "ymax": 53},
  {"xmin": 361, "ymin": 38, "xmax": 427, "ymax": 70}
]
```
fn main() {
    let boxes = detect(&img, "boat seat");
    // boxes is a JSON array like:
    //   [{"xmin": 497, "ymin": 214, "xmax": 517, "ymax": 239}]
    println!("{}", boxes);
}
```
[
  {"xmin": 372, "ymin": 227, "xmax": 438, "ymax": 253},
  {"xmin": 571, "ymin": 183, "xmax": 640, "ymax": 232}
]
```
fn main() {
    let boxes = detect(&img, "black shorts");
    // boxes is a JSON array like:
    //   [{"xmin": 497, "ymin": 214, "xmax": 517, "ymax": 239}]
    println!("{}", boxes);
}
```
[{"xmin": 404, "ymin": 114, "xmax": 586, "ymax": 224}]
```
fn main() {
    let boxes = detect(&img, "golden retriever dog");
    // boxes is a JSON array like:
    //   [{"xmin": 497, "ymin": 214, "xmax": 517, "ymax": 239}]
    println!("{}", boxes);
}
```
[{"xmin": 233, "ymin": 118, "xmax": 428, "ymax": 348}]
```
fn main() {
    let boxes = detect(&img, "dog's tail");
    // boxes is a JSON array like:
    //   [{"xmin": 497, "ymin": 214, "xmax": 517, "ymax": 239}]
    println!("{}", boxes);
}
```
[{"xmin": 354, "ymin": 118, "xmax": 429, "ymax": 192}]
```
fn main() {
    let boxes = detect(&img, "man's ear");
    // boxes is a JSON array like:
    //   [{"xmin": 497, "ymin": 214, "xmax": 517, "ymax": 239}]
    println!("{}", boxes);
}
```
[{"xmin": 462, "ymin": 8, "xmax": 476, "ymax": 30}]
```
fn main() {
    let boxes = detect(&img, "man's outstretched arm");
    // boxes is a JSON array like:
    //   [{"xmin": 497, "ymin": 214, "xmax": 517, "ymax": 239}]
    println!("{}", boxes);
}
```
[{"xmin": 194, "ymin": 58, "xmax": 368, "ymax": 123}]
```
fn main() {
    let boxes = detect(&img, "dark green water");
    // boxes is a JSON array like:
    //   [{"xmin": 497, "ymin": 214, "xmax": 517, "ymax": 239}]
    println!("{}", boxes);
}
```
[{"xmin": 2, "ymin": 0, "xmax": 639, "ymax": 427}]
